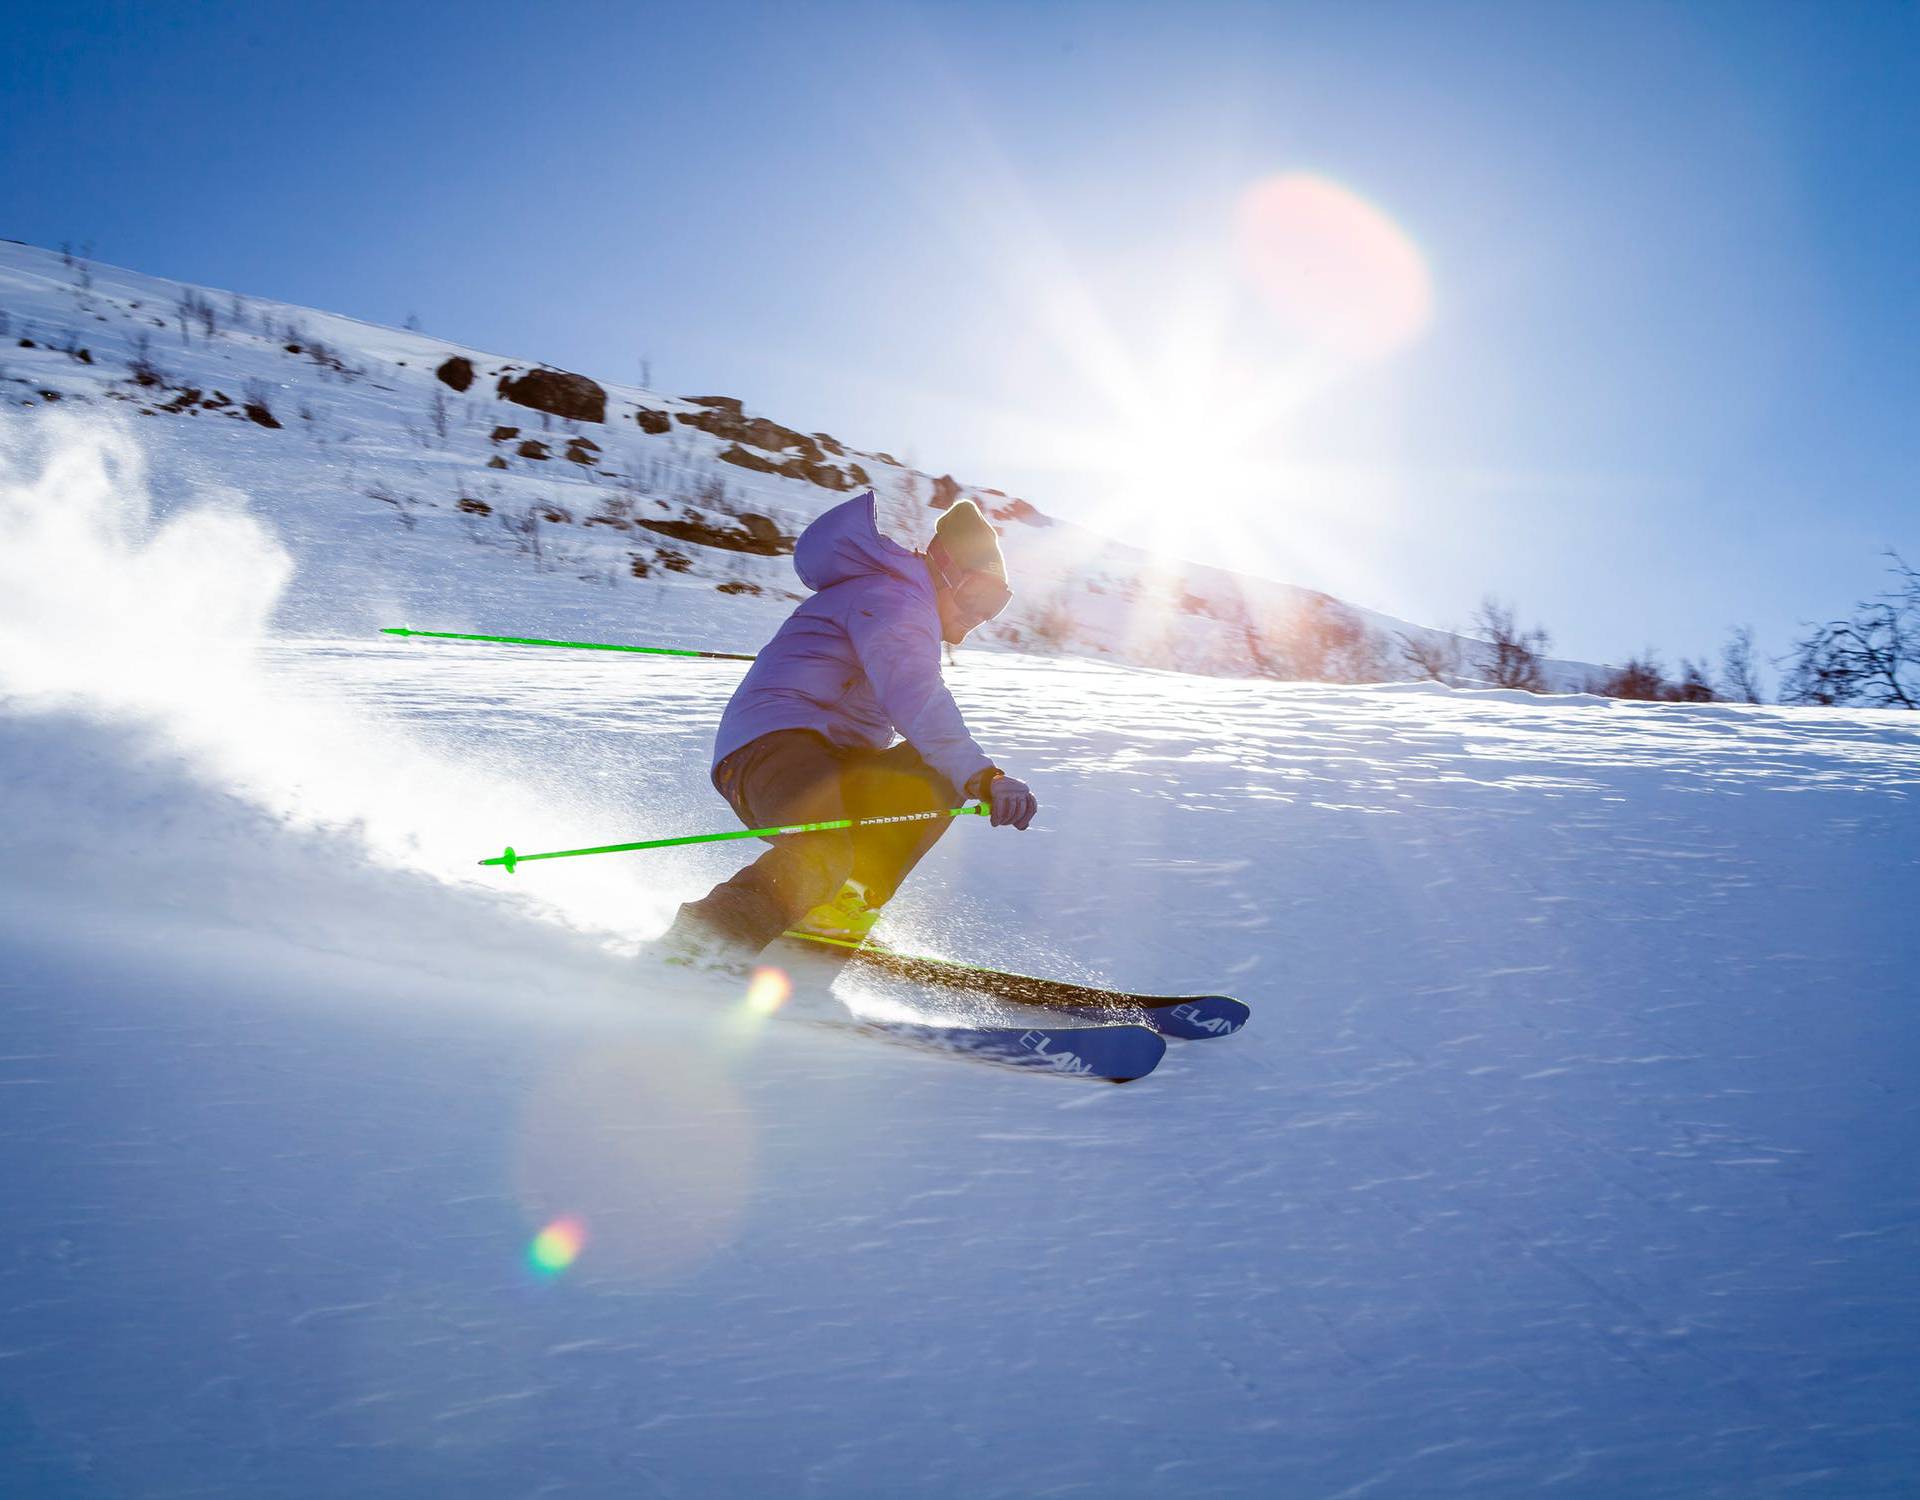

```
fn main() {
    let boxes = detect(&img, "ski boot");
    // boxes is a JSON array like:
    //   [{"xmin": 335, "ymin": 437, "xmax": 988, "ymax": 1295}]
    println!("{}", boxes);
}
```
[{"xmin": 793, "ymin": 878, "xmax": 882, "ymax": 946}]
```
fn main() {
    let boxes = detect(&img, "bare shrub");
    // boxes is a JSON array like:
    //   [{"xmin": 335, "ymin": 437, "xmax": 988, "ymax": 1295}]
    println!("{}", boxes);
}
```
[
  {"xmin": 1272, "ymin": 595, "xmax": 1386, "ymax": 682},
  {"xmin": 1589, "ymin": 653, "xmax": 1669, "ymax": 700},
  {"xmin": 127, "ymin": 330, "xmax": 166, "ymax": 387},
  {"xmin": 177, "ymin": 288, "xmax": 217, "ymax": 339},
  {"xmin": 1027, "ymin": 592, "xmax": 1078, "ymax": 651},
  {"xmin": 1782, "ymin": 552, "xmax": 1919, "ymax": 709},
  {"xmin": 1719, "ymin": 625, "xmax": 1764, "ymax": 704},
  {"xmin": 1671, "ymin": 659, "xmax": 1717, "ymax": 702},
  {"xmin": 241, "ymin": 378, "xmax": 280, "ymax": 428},
  {"xmin": 682, "ymin": 469, "xmax": 731, "ymax": 511},
  {"xmin": 299, "ymin": 335, "xmax": 352, "ymax": 377},
  {"xmin": 1396, "ymin": 629, "xmax": 1466, "ymax": 685},
  {"xmin": 1472, "ymin": 598, "xmax": 1550, "ymax": 692},
  {"xmin": 500, "ymin": 505, "xmax": 545, "ymax": 563},
  {"xmin": 366, "ymin": 483, "xmax": 417, "ymax": 530}
]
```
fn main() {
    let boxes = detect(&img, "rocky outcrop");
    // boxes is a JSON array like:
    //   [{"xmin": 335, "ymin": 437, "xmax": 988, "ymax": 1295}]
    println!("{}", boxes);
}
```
[
  {"xmin": 435, "ymin": 356, "xmax": 474, "ymax": 392},
  {"xmin": 716, "ymin": 443, "xmax": 786, "ymax": 476},
  {"xmin": 716, "ymin": 443, "xmax": 867, "ymax": 492},
  {"xmin": 634, "ymin": 510, "xmax": 795, "ymax": 556},
  {"xmin": 738, "ymin": 512, "xmax": 787, "ymax": 552},
  {"xmin": 678, "ymin": 400, "xmax": 824, "ymax": 461},
  {"xmin": 671, "ymin": 399, "xmax": 872, "ymax": 491},
  {"xmin": 495, "ymin": 365, "xmax": 606, "ymax": 424},
  {"xmin": 989, "ymin": 497, "xmax": 1050, "ymax": 528}
]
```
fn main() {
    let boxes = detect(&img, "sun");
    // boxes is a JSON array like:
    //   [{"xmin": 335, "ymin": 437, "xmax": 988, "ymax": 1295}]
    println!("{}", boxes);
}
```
[{"xmin": 1034, "ymin": 171, "xmax": 1433, "ymax": 577}]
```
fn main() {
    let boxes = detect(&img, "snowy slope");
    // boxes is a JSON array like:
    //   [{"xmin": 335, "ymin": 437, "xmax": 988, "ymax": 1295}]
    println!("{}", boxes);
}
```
[
  {"xmin": 0, "ymin": 239, "xmax": 1596, "ymax": 686},
  {"xmin": 4, "ymin": 411, "xmax": 1919, "ymax": 1495}
]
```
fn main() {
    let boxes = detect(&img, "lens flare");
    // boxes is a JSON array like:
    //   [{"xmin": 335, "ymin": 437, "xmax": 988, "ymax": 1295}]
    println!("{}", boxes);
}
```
[
  {"xmin": 743, "ymin": 965, "xmax": 792, "ymax": 1018},
  {"xmin": 514, "ymin": 1046, "xmax": 757, "ymax": 1284},
  {"xmin": 1235, "ymin": 172, "xmax": 1433, "ymax": 361},
  {"xmin": 529, "ymin": 1215, "xmax": 586, "ymax": 1275}
]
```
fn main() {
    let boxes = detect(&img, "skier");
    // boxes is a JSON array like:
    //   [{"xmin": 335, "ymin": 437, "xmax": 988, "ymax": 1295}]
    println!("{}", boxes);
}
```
[{"xmin": 658, "ymin": 489, "xmax": 1039, "ymax": 970}]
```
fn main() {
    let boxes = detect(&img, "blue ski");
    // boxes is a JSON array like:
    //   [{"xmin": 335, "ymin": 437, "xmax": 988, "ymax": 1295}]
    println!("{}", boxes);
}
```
[
  {"xmin": 836, "ymin": 1016, "xmax": 1166, "ymax": 1082},
  {"xmin": 777, "ymin": 930, "xmax": 1250, "ymax": 1041}
]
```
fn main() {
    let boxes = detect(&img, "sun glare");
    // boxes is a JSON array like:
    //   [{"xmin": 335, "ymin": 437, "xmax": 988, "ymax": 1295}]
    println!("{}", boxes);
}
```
[
  {"xmin": 866, "ymin": 137, "xmax": 1434, "ymax": 610},
  {"xmin": 1043, "ymin": 170, "xmax": 1434, "ymax": 605},
  {"xmin": 1235, "ymin": 172, "xmax": 1434, "ymax": 361}
]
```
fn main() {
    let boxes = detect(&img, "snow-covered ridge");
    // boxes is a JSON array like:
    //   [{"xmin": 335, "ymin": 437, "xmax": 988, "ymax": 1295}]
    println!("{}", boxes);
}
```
[{"xmin": 0, "ymin": 239, "xmax": 1595, "ymax": 682}]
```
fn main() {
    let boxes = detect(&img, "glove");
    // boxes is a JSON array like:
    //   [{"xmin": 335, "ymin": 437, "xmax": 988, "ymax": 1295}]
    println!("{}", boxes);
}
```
[{"xmin": 986, "ymin": 773, "xmax": 1037, "ymax": 831}]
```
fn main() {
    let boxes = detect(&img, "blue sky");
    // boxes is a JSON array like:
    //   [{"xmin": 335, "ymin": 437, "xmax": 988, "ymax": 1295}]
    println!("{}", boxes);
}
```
[{"xmin": 4, "ymin": 0, "xmax": 1915, "ymax": 669}]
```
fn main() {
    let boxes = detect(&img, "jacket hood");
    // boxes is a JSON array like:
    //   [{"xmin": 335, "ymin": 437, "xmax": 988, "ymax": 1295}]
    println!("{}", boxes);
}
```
[{"xmin": 793, "ymin": 490, "xmax": 927, "ymax": 593}]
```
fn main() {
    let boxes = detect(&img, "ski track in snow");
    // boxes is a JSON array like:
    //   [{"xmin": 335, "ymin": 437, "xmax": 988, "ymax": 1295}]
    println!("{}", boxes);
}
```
[{"xmin": 3, "ymin": 636, "xmax": 1919, "ymax": 1497}]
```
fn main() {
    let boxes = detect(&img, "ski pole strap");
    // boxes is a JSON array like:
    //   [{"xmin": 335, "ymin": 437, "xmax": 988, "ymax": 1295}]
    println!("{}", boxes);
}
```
[
  {"xmin": 481, "ymin": 804, "xmax": 988, "ymax": 873},
  {"xmin": 383, "ymin": 627, "xmax": 757, "ymax": 662}
]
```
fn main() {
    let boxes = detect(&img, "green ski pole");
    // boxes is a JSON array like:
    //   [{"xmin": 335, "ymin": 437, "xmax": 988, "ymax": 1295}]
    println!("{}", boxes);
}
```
[
  {"xmin": 383, "ymin": 627, "xmax": 756, "ymax": 662},
  {"xmin": 482, "ymin": 805, "xmax": 988, "ymax": 874}
]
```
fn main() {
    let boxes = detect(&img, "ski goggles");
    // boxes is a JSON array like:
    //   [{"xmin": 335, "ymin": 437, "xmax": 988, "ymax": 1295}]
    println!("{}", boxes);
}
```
[{"xmin": 930, "ymin": 547, "xmax": 1014, "ymax": 623}]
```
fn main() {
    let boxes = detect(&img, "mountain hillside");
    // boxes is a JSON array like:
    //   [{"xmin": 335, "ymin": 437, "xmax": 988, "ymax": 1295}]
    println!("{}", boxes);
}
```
[{"xmin": 0, "ymin": 239, "xmax": 1592, "ymax": 685}]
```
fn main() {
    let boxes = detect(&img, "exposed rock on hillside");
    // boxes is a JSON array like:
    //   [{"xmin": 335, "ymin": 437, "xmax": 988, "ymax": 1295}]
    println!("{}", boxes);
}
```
[
  {"xmin": 677, "ymin": 397, "xmax": 824, "ymax": 460},
  {"xmin": 635, "ymin": 510, "xmax": 795, "ymax": 556},
  {"xmin": 496, "ymin": 365, "xmax": 606, "ymax": 424}
]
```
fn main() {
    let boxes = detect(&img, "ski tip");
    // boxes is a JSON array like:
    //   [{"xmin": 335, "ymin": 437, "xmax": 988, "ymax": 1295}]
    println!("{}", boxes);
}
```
[
  {"xmin": 1026, "ymin": 1023, "xmax": 1164, "ymax": 1082},
  {"xmin": 1114, "ymin": 1025, "xmax": 1167, "ymax": 1082},
  {"xmin": 1156, "ymin": 996, "xmax": 1251, "ymax": 1040}
]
